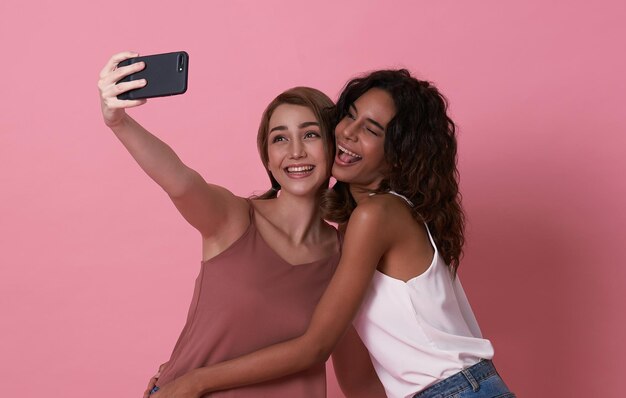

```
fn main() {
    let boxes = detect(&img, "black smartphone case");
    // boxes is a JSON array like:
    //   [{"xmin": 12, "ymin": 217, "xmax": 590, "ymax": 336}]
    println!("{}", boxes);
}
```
[{"xmin": 117, "ymin": 51, "xmax": 188, "ymax": 100}]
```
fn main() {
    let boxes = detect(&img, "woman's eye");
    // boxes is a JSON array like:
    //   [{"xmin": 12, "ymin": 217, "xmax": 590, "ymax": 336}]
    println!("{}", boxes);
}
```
[
  {"xmin": 366, "ymin": 128, "xmax": 379, "ymax": 136},
  {"xmin": 346, "ymin": 112, "xmax": 356, "ymax": 120},
  {"xmin": 272, "ymin": 136, "xmax": 286, "ymax": 143},
  {"xmin": 304, "ymin": 131, "xmax": 320, "ymax": 139}
]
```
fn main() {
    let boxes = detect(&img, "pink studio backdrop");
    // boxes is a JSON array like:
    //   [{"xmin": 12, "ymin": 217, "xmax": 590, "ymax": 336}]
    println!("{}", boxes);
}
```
[{"xmin": 1, "ymin": 1, "xmax": 624, "ymax": 397}]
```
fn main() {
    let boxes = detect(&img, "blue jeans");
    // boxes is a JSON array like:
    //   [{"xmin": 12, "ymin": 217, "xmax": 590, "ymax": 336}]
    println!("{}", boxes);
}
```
[{"xmin": 413, "ymin": 360, "xmax": 514, "ymax": 398}]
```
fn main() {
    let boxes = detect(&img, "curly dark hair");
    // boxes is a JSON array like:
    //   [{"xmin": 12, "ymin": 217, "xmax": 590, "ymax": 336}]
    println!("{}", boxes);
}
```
[{"xmin": 323, "ymin": 69, "xmax": 465, "ymax": 275}]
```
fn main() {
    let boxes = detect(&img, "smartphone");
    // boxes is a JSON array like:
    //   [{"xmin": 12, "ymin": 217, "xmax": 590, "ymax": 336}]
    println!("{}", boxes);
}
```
[{"xmin": 116, "ymin": 51, "xmax": 189, "ymax": 100}]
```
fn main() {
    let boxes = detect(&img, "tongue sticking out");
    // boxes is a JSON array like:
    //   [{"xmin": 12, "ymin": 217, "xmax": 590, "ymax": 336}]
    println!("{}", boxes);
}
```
[{"xmin": 339, "ymin": 151, "xmax": 361, "ymax": 164}]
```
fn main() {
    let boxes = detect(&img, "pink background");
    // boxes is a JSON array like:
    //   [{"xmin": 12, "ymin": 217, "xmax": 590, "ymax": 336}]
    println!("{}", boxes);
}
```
[{"xmin": 1, "ymin": 1, "xmax": 624, "ymax": 396}]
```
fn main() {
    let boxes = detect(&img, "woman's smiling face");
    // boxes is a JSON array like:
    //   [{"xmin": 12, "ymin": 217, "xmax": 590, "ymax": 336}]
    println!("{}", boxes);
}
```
[
  {"xmin": 332, "ymin": 88, "xmax": 396, "ymax": 190},
  {"xmin": 266, "ymin": 104, "xmax": 328, "ymax": 197}
]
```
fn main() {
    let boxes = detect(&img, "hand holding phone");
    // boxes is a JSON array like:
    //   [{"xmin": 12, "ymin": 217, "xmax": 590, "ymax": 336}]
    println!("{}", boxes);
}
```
[
  {"xmin": 116, "ymin": 51, "xmax": 189, "ymax": 100},
  {"xmin": 98, "ymin": 51, "xmax": 147, "ymax": 127}
]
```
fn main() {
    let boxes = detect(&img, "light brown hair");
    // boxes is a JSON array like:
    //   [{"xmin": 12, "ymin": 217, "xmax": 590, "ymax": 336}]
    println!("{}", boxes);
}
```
[{"xmin": 255, "ymin": 87, "xmax": 336, "ymax": 199}]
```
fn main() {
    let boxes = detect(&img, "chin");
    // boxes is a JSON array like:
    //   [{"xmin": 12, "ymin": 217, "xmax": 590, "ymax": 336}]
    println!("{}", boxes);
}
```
[
  {"xmin": 331, "ymin": 168, "xmax": 355, "ymax": 184},
  {"xmin": 281, "ymin": 183, "xmax": 324, "ymax": 198}
]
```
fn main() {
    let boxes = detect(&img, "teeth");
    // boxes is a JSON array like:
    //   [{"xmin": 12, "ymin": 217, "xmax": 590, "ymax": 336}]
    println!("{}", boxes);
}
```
[
  {"xmin": 338, "ymin": 145, "xmax": 362, "ymax": 159},
  {"xmin": 287, "ymin": 165, "xmax": 314, "ymax": 172}
]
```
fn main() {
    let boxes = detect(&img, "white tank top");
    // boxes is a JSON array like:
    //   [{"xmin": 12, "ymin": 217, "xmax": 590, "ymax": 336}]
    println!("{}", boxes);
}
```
[{"xmin": 353, "ymin": 192, "xmax": 494, "ymax": 398}]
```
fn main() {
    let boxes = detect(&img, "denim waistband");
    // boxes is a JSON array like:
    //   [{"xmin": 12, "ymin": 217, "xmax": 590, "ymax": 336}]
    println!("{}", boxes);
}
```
[{"xmin": 413, "ymin": 360, "xmax": 498, "ymax": 397}]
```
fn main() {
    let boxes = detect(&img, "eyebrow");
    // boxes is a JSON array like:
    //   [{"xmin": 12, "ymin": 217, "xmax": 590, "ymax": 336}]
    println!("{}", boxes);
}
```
[
  {"xmin": 269, "ymin": 121, "xmax": 320, "ymax": 133},
  {"xmin": 350, "ymin": 104, "xmax": 385, "ymax": 131}
]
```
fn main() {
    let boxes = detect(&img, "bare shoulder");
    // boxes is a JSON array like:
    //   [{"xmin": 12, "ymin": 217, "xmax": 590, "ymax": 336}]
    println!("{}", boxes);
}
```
[
  {"xmin": 344, "ymin": 196, "xmax": 398, "ymax": 245},
  {"xmin": 247, "ymin": 197, "xmax": 270, "ymax": 219},
  {"xmin": 246, "ymin": 198, "xmax": 278, "ymax": 232},
  {"xmin": 351, "ymin": 194, "xmax": 410, "ymax": 224},
  {"xmin": 350, "ymin": 195, "xmax": 392, "ymax": 220},
  {"xmin": 201, "ymin": 195, "xmax": 251, "ymax": 261},
  {"xmin": 170, "ymin": 176, "xmax": 250, "ymax": 238},
  {"xmin": 202, "ymin": 184, "xmax": 251, "ymax": 228},
  {"xmin": 228, "ymin": 195, "xmax": 253, "ymax": 237},
  {"xmin": 347, "ymin": 194, "xmax": 423, "ymax": 251},
  {"xmin": 229, "ymin": 194, "xmax": 253, "ymax": 221}
]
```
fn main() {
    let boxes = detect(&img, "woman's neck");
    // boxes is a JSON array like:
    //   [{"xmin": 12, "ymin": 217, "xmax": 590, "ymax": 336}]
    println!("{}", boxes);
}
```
[
  {"xmin": 266, "ymin": 192, "xmax": 325, "ymax": 245},
  {"xmin": 349, "ymin": 182, "xmax": 382, "ymax": 204}
]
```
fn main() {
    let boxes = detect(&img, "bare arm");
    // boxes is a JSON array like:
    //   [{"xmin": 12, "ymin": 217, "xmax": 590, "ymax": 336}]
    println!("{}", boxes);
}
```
[
  {"xmin": 98, "ymin": 52, "xmax": 246, "ymax": 238},
  {"xmin": 151, "ymin": 201, "xmax": 393, "ymax": 397},
  {"xmin": 332, "ymin": 326, "xmax": 387, "ymax": 398}
]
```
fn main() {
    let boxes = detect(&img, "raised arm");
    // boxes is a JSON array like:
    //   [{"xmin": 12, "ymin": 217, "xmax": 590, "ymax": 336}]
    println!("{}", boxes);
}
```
[
  {"xmin": 98, "ymin": 52, "xmax": 246, "ymax": 239},
  {"xmin": 151, "ymin": 200, "xmax": 393, "ymax": 397}
]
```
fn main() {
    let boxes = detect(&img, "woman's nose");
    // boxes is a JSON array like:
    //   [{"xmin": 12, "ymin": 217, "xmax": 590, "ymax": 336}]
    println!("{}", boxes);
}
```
[
  {"xmin": 290, "ymin": 140, "xmax": 306, "ymax": 159},
  {"xmin": 338, "ymin": 120, "xmax": 358, "ymax": 141}
]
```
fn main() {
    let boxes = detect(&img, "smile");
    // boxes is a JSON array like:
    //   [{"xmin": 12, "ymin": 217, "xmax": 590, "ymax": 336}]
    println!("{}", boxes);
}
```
[
  {"xmin": 337, "ymin": 144, "xmax": 362, "ymax": 164},
  {"xmin": 285, "ymin": 164, "xmax": 315, "ymax": 173}
]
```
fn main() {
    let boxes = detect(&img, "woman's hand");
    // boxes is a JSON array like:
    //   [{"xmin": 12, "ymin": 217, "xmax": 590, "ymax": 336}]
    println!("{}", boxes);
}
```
[
  {"xmin": 98, "ymin": 51, "xmax": 147, "ymax": 128},
  {"xmin": 142, "ymin": 362, "xmax": 168, "ymax": 398},
  {"xmin": 150, "ymin": 373, "xmax": 200, "ymax": 398}
]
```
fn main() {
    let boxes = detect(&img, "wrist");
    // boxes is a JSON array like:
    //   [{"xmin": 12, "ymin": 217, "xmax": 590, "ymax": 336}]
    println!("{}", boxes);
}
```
[
  {"xmin": 105, "ymin": 110, "xmax": 130, "ymax": 130},
  {"xmin": 186, "ymin": 368, "xmax": 213, "ymax": 396}
]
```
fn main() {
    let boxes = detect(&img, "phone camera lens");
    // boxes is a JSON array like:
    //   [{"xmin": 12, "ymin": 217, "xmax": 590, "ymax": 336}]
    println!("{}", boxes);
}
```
[{"xmin": 177, "ymin": 54, "xmax": 184, "ymax": 72}]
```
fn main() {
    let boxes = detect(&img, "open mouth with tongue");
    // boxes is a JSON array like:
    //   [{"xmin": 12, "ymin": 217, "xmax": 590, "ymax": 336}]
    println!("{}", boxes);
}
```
[{"xmin": 337, "ymin": 144, "xmax": 362, "ymax": 164}]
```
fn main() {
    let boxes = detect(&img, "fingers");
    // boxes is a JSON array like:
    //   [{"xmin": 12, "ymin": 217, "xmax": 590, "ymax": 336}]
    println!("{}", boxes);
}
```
[
  {"xmin": 142, "ymin": 362, "xmax": 165, "ymax": 397},
  {"xmin": 99, "ymin": 51, "xmax": 139, "ymax": 77},
  {"xmin": 124, "ymin": 98, "xmax": 148, "ymax": 108},
  {"xmin": 143, "ymin": 376, "xmax": 158, "ymax": 398},
  {"xmin": 98, "ymin": 60, "xmax": 145, "ymax": 91},
  {"xmin": 98, "ymin": 51, "xmax": 146, "ymax": 101},
  {"xmin": 112, "ymin": 79, "xmax": 147, "ymax": 96},
  {"xmin": 111, "ymin": 60, "xmax": 146, "ymax": 84},
  {"xmin": 158, "ymin": 361, "xmax": 168, "ymax": 373},
  {"xmin": 98, "ymin": 52, "xmax": 148, "ymax": 121},
  {"xmin": 99, "ymin": 73, "xmax": 147, "ymax": 109}
]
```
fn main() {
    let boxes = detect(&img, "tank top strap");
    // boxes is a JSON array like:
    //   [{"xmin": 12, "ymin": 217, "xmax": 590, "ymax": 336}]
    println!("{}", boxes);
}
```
[
  {"xmin": 246, "ymin": 198, "xmax": 341, "ymax": 254},
  {"xmin": 238, "ymin": 198, "xmax": 258, "ymax": 239},
  {"xmin": 387, "ymin": 190, "xmax": 414, "ymax": 207},
  {"xmin": 244, "ymin": 197, "xmax": 257, "ymax": 228},
  {"xmin": 423, "ymin": 222, "xmax": 438, "ymax": 252},
  {"xmin": 369, "ymin": 191, "xmax": 437, "ymax": 248},
  {"xmin": 368, "ymin": 190, "xmax": 414, "ymax": 207}
]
